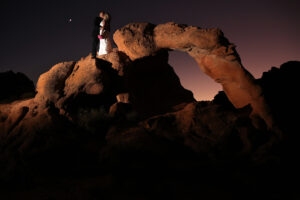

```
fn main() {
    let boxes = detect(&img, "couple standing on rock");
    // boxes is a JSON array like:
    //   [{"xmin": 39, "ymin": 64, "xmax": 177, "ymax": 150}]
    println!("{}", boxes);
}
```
[{"xmin": 92, "ymin": 11, "xmax": 113, "ymax": 58}]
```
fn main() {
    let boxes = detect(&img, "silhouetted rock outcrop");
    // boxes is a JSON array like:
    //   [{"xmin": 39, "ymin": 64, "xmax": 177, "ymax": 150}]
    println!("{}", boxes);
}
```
[
  {"xmin": 256, "ymin": 61, "xmax": 300, "ymax": 133},
  {"xmin": 256, "ymin": 61, "xmax": 300, "ymax": 179},
  {"xmin": 123, "ymin": 49, "xmax": 195, "ymax": 119},
  {"xmin": 212, "ymin": 90, "xmax": 235, "ymax": 109},
  {"xmin": 0, "ymin": 70, "xmax": 36, "ymax": 103}
]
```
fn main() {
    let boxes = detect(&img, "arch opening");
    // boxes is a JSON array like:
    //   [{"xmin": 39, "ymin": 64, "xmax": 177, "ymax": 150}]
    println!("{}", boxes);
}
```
[{"xmin": 169, "ymin": 50, "xmax": 222, "ymax": 101}]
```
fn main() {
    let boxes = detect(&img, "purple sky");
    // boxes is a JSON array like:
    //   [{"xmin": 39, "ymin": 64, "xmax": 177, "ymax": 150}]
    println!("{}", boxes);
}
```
[{"xmin": 0, "ymin": 0, "xmax": 299, "ymax": 100}]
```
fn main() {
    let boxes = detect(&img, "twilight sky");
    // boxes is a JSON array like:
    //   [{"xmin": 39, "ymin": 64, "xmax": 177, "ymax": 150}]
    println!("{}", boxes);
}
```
[{"xmin": 0, "ymin": 0, "xmax": 299, "ymax": 100}]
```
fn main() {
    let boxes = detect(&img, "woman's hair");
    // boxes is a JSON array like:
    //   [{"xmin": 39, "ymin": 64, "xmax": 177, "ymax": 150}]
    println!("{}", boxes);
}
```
[{"xmin": 103, "ymin": 12, "xmax": 111, "ymax": 22}]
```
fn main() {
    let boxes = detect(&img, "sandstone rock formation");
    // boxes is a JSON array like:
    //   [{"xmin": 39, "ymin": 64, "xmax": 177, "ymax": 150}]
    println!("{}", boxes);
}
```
[
  {"xmin": 0, "ymin": 47, "xmax": 195, "ymax": 138},
  {"xmin": 114, "ymin": 22, "xmax": 274, "ymax": 129},
  {"xmin": 1, "ymin": 21, "xmax": 297, "ymax": 200}
]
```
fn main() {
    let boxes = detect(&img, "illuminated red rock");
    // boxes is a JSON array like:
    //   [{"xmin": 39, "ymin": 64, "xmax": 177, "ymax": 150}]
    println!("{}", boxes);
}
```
[
  {"xmin": 113, "ymin": 22, "xmax": 275, "ymax": 129},
  {"xmin": 0, "ymin": 48, "xmax": 195, "ymax": 137}
]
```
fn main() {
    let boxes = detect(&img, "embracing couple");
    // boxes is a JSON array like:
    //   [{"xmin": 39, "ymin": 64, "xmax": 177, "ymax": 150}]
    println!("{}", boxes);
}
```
[{"xmin": 92, "ymin": 11, "xmax": 113, "ymax": 58}]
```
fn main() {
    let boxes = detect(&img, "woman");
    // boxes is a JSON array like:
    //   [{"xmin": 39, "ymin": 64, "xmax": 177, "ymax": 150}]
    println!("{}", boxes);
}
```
[{"xmin": 97, "ymin": 11, "xmax": 113, "ymax": 56}]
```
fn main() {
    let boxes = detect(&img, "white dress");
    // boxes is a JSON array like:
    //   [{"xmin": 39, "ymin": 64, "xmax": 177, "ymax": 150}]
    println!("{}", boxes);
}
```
[{"xmin": 97, "ymin": 20, "xmax": 112, "ymax": 56}]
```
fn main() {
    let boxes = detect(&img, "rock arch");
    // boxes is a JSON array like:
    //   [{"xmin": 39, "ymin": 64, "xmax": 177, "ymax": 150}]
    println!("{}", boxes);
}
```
[{"xmin": 113, "ymin": 22, "xmax": 274, "ymax": 129}]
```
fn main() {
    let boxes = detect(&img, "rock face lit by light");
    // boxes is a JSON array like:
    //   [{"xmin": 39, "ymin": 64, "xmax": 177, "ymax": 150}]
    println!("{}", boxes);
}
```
[{"xmin": 113, "ymin": 22, "xmax": 275, "ymax": 129}]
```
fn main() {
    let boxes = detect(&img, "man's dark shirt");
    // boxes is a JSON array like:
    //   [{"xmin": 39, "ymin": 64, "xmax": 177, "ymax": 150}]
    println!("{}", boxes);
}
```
[{"xmin": 92, "ymin": 17, "xmax": 102, "ymax": 58}]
